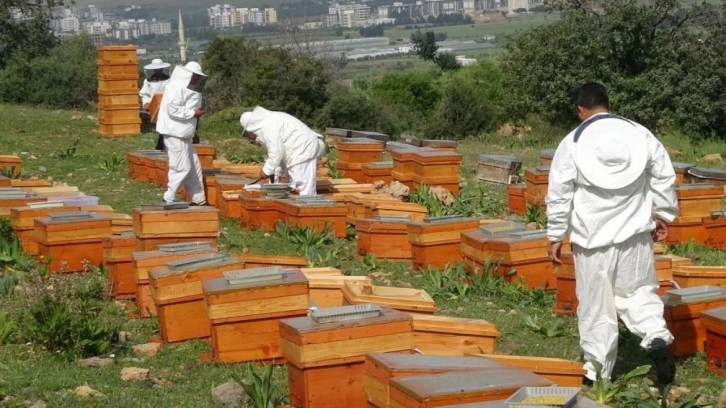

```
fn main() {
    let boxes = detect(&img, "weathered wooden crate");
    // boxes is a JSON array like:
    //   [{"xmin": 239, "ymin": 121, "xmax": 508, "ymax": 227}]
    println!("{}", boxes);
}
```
[
  {"xmin": 239, "ymin": 193, "xmax": 282, "ymax": 231},
  {"xmin": 476, "ymin": 155, "xmax": 521, "ymax": 184},
  {"xmin": 388, "ymin": 367, "xmax": 552, "ymax": 407},
  {"xmin": 103, "ymin": 233, "xmax": 136, "ymax": 299},
  {"xmin": 364, "ymin": 353, "xmax": 505, "ymax": 408},
  {"xmin": 406, "ymin": 216, "xmax": 479, "ymax": 270},
  {"xmin": 506, "ymin": 184, "xmax": 526, "ymax": 215},
  {"xmin": 337, "ymin": 137, "xmax": 386, "ymax": 164},
  {"xmin": 672, "ymin": 266, "xmax": 726, "ymax": 289},
  {"xmin": 133, "ymin": 206, "xmax": 219, "ymax": 237},
  {"xmin": 666, "ymin": 216, "xmax": 707, "ymax": 245},
  {"xmin": 149, "ymin": 254, "xmax": 244, "ymax": 342},
  {"xmin": 700, "ymin": 306, "xmax": 726, "ymax": 375},
  {"xmin": 0, "ymin": 155, "xmax": 22, "ymax": 177},
  {"xmin": 343, "ymin": 284, "xmax": 436, "ymax": 314},
  {"xmin": 412, "ymin": 174, "xmax": 461, "ymax": 195},
  {"xmin": 554, "ymin": 253, "xmax": 576, "ymax": 315},
  {"xmin": 277, "ymin": 199, "xmax": 348, "ymax": 238},
  {"xmin": 364, "ymin": 161, "xmax": 394, "ymax": 184},
  {"xmin": 367, "ymin": 201, "xmax": 428, "ymax": 222},
  {"xmin": 203, "ymin": 268, "xmax": 309, "ymax": 363},
  {"xmin": 35, "ymin": 213, "xmax": 112, "ymax": 273},
  {"xmin": 409, "ymin": 313, "xmax": 500, "ymax": 356},
  {"xmin": 306, "ymin": 275, "xmax": 372, "ymax": 308},
  {"xmin": 280, "ymin": 306, "xmax": 414, "ymax": 408},
  {"xmin": 356, "ymin": 217, "xmax": 413, "ymax": 260},
  {"xmin": 193, "ymin": 143, "xmax": 216, "ymax": 169},
  {"xmin": 663, "ymin": 291, "xmax": 726, "ymax": 357},
  {"xmin": 524, "ymin": 166, "xmax": 549, "ymax": 202},
  {"xmin": 675, "ymin": 183, "xmax": 724, "ymax": 218},
  {"xmin": 703, "ymin": 213, "xmax": 726, "ymax": 249},
  {"xmin": 467, "ymin": 354, "xmax": 586, "ymax": 387},
  {"xmin": 132, "ymin": 244, "xmax": 218, "ymax": 318},
  {"xmin": 672, "ymin": 162, "xmax": 694, "ymax": 186},
  {"xmin": 240, "ymin": 254, "xmax": 308, "ymax": 269},
  {"xmin": 412, "ymin": 151, "xmax": 462, "ymax": 179}
]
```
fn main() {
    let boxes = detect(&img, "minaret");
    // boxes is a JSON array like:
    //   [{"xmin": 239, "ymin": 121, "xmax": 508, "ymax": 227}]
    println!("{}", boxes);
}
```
[{"xmin": 178, "ymin": 9, "xmax": 186, "ymax": 63}]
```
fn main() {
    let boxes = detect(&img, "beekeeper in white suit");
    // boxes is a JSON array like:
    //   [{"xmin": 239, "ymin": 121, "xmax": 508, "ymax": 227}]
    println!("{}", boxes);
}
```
[
  {"xmin": 546, "ymin": 82, "xmax": 678, "ymax": 388},
  {"xmin": 240, "ymin": 106, "xmax": 325, "ymax": 196},
  {"xmin": 155, "ymin": 61, "xmax": 207, "ymax": 205},
  {"xmin": 139, "ymin": 58, "xmax": 171, "ymax": 150}
]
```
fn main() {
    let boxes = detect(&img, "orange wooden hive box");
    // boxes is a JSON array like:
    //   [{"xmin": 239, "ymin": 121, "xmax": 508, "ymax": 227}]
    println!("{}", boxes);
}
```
[
  {"xmin": 201, "ymin": 170, "xmax": 223, "ymax": 206},
  {"xmin": 412, "ymin": 174, "xmax": 461, "ymax": 195},
  {"xmin": 337, "ymin": 137, "xmax": 385, "ymax": 164},
  {"xmin": 363, "ymin": 161, "xmax": 394, "ymax": 184},
  {"xmin": 506, "ymin": 184, "xmax": 526, "ymax": 216},
  {"xmin": 151, "ymin": 155, "xmax": 170, "ymax": 187},
  {"xmin": 356, "ymin": 216, "xmax": 413, "ymax": 260},
  {"xmin": 523, "ymin": 166, "xmax": 549, "ymax": 203},
  {"xmin": 703, "ymin": 212, "xmax": 726, "ymax": 249},
  {"xmin": 662, "ymin": 287, "xmax": 726, "ymax": 357},
  {"xmin": 666, "ymin": 215, "xmax": 708, "ymax": 245},
  {"xmin": 279, "ymin": 305, "xmax": 415, "ymax": 408},
  {"xmin": 132, "ymin": 242, "xmax": 218, "ymax": 318},
  {"xmin": 367, "ymin": 201, "xmax": 428, "ymax": 222},
  {"xmin": 35, "ymin": 211, "xmax": 112, "ymax": 273},
  {"xmin": 539, "ymin": 149, "xmax": 555, "ymax": 167},
  {"xmin": 0, "ymin": 188, "xmax": 46, "ymax": 216},
  {"xmin": 0, "ymin": 176, "xmax": 8, "ymax": 187},
  {"xmin": 554, "ymin": 252, "xmax": 576, "ymax": 315},
  {"xmin": 672, "ymin": 162, "xmax": 694, "ymax": 186},
  {"xmin": 277, "ymin": 198, "xmax": 348, "ymax": 238},
  {"xmin": 337, "ymin": 161, "xmax": 365, "ymax": 183},
  {"xmin": 10, "ymin": 202, "xmax": 81, "ymax": 256},
  {"xmin": 219, "ymin": 190, "xmax": 243, "ymax": 219},
  {"xmin": 387, "ymin": 367, "xmax": 552, "ymax": 407},
  {"xmin": 133, "ymin": 204, "xmax": 219, "ymax": 251},
  {"xmin": 406, "ymin": 216, "xmax": 479, "ymax": 270},
  {"xmin": 411, "ymin": 150, "xmax": 462, "ymax": 179},
  {"xmin": 390, "ymin": 146, "xmax": 436, "ymax": 188},
  {"xmin": 675, "ymin": 183, "xmax": 724, "ymax": 218},
  {"xmin": 103, "ymin": 232, "xmax": 137, "ymax": 299},
  {"xmin": 203, "ymin": 267, "xmax": 309, "ymax": 363},
  {"xmin": 672, "ymin": 266, "xmax": 726, "ymax": 289},
  {"xmin": 700, "ymin": 305, "xmax": 726, "ymax": 375},
  {"xmin": 347, "ymin": 193, "xmax": 400, "ymax": 225},
  {"xmin": 239, "ymin": 192, "xmax": 282, "ymax": 231},
  {"xmin": 193, "ymin": 143, "xmax": 216, "ymax": 169},
  {"xmin": 305, "ymin": 275, "xmax": 372, "ymax": 308},
  {"xmin": 364, "ymin": 353, "xmax": 505, "ymax": 408},
  {"xmin": 240, "ymin": 254, "xmax": 308, "ymax": 269},
  {"xmin": 0, "ymin": 155, "xmax": 22, "ymax": 177},
  {"xmin": 9, "ymin": 179, "xmax": 52, "ymax": 188},
  {"xmin": 460, "ymin": 222, "xmax": 527, "ymax": 273},
  {"xmin": 126, "ymin": 152, "xmax": 143, "ymax": 180},
  {"xmin": 466, "ymin": 354, "xmax": 586, "ymax": 388},
  {"xmin": 148, "ymin": 253, "xmax": 244, "ymax": 342},
  {"xmin": 97, "ymin": 90, "xmax": 138, "ymax": 110},
  {"xmin": 97, "ymin": 45, "xmax": 138, "ymax": 62},
  {"xmin": 343, "ymin": 283, "xmax": 436, "ymax": 314},
  {"xmin": 408, "ymin": 313, "xmax": 500, "ymax": 356}
]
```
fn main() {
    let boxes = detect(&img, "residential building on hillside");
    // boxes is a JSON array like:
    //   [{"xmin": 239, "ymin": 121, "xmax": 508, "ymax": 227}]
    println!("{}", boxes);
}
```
[
  {"xmin": 50, "ymin": 6, "xmax": 80, "ymax": 33},
  {"xmin": 326, "ymin": 3, "xmax": 370, "ymax": 28},
  {"xmin": 208, "ymin": 4, "xmax": 279, "ymax": 29}
]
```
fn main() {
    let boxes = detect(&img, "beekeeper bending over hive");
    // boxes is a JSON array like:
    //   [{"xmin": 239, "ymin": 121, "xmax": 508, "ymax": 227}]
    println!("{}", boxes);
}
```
[
  {"xmin": 156, "ymin": 61, "xmax": 207, "ymax": 205},
  {"xmin": 546, "ymin": 82, "xmax": 678, "ymax": 388},
  {"xmin": 240, "ymin": 106, "xmax": 325, "ymax": 196}
]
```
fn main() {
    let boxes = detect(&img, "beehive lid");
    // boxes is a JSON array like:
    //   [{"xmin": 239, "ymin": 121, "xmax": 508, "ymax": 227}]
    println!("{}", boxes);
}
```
[
  {"xmin": 48, "ymin": 211, "xmax": 93, "ymax": 221},
  {"xmin": 140, "ymin": 202, "xmax": 190, "ymax": 210},
  {"xmin": 158, "ymin": 241, "xmax": 213, "ymax": 253},
  {"xmin": 667, "ymin": 285, "xmax": 725, "ymax": 303},
  {"xmin": 325, "ymin": 127, "xmax": 350, "ymax": 137},
  {"xmin": 166, "ymin": 253, "xmax": 227, "ymax": 271},
  {"xmin": 27, "ymin": 201, "xmax": 65, "ymax": 209},
  {"xmin": 540, "ymin": 149, "xmax": 556, "ymax": 160},
  {"xmin": 294, "ymin": 199, "xmax": 336, "ymax": 207},
  {"xmin": 672, "ymin": 162, "xmax": 694, "ymax": 171},
  {"xmin": 349, "ymin": 130, "xmax": 390, "ymax": 142},
  {"xmin": 367, "ymin": 353, "xmax": 504, "ymax": 373},
  {"xmin": 534, "ymin": 165, "xmax": 550, "ymax": 172},
  {"xmin": 688, "ymin": 167, "xmax": 726, "ymax": 180},
  {"xmin": 339, "ymin": 137, "xmax": 385, "ymax": 145},
  {"xmin": 374, "ymin": 216, "xmax": 412, "ymax": 223},
  {"xmin": 386, "ymin": 141, "xmax": 420, "ymax": 151},
  {"xmin": 701, "ymin": 306, "xmax": 726, "ymax": 323},
  {"xmin": 202, "ymin": 169, "xmax": 224, "ymax": 176},
  {"xmin": 505, "ymin": 386, "xmax": 580, "ymax": 408},
  {"xmin": 310, "ymin": 303, "xmax": 382, "ymax": 323},
  {"xmin": 364, "ymin": 161, "xmax": 393, "ymax": 169},
  {"xmin": 477, "ymin": 154, "xmax": 522, "ymax": 169},
  {"xmin": 223, "ymin": 266, "xmax": 286, "ymax": 285},
  {"xmin": 0, "ymin": 188, "xmax": 34, "ymax": 198},
  {"xmin": 509, "ymin": 230, "xmax": 548, "ymax": 240},
  {"xmin": 423, "ymin": 215, "xmax": 467, "ymax": 223},
  {"xmin": 479, "ymin": 221, "xmax": 527, "ymax": 238}
]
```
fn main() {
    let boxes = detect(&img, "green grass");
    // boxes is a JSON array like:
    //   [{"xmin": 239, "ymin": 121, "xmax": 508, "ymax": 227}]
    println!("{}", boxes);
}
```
[{"xmin": 0, "ymin": 103, "xmax": 724, "ymax": 407}]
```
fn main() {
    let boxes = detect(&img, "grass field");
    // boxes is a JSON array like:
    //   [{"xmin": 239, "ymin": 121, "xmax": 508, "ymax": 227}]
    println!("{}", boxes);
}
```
[{"xmin": 0, "ymin": 103, "xmax": 724, "ymax": 407}]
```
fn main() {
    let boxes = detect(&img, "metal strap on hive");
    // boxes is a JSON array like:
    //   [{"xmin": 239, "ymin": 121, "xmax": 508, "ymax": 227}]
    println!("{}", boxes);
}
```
[
  {"xmin": 140, "ymin": 202, "xmax": 190, "ymax": 210},
  {"xmin": 167, "ymin": 253, "xmax": 227, "ymax": 271},
  {"xmin": 373, "ymin": 216, "xmax": 411, "ymax": 223},
  {"xmin": 224, "ymin": 266, "xmax": 286, "ymax": 285},
  {"xmin": 158, "ymin": 241, "xmax": 213, "ymax": 253},
  {"xmin": 509, "ymin": 230, "xmax": 548, "ymax": 239},
  {"xmin": 667, "ymin": 286, "xmax": 725, "ymax": 303},
  {"xmin": 49, "ymin": 211, "xmax": 92, "ymax": 221},
  {"xmin": 310, "ymin": 304, "xmax": 382, "ymax": 324},
  {"xmin": 27, "ymin": 201, "xmax": 65, "ymax": 209},
  {"xmin": 423, "ymin": 215, "xmax": 466, "ymax": 223}
]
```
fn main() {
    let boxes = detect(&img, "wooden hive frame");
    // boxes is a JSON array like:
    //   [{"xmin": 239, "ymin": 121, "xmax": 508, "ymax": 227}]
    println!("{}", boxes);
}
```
[{"xmin": 343, "ymin": 283, "xmax": 436, "ymax": 314}]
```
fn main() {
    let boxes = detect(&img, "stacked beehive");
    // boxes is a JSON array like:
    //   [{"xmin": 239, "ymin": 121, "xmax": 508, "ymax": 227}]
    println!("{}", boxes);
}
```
[
  {"xmin": 406, "ymin": 215, "xmax": 480, "ymax": 270},
  {"xmin": 336, "ymin": 138, "xmax": 385, "ymax": 183},
  {"xmin": 411, "ymin": 150, "xmax": 462, "ymax": 194},
  {"xmin": 667, "ymin": 184, "xmax": 723, "ymax": 245},
  {"xmin": 97, "ymin": 46, "xmax": 140, "ymax": 136},
  {"xmin": 390, "ymin": 145, "xmax": 434, "ymax": 190},
  {"xmin": 132, "ymin": 204, "xmax": 219, "ymax": 251}
]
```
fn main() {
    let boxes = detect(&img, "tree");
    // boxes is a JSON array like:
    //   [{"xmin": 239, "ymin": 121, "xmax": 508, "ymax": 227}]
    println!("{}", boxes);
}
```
[
  {"xmin": 0, "ymin": 0, "xmax": 62, "ymax": 68},
  {"xmin": 434, "ymin": 52, "xmax": 459, "ymax": 71},
  {"xmin": 410, "ymin": 29, "xmax": 438, "ymax": 61}
]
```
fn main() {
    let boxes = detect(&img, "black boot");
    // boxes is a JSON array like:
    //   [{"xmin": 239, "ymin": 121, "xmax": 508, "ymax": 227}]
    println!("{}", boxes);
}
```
[
  {"xmin": 155, "ymin": 134, "xmax": 165, "ymax": 151},
  {"xmin": 648, "ymin": 338, "xmax": 676, "ymax": 386},
  {"xmin": 582, "ymin": 376, "xmax": 594, "ymax": 387}
]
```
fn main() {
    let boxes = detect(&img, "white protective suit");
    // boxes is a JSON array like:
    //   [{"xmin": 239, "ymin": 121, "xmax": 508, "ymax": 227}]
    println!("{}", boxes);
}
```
[
  {"xmin": 139, "ymin": 77, "xmax": 170, "ymax": 107},
  {"xmin": 545, "ymin": 112, "xmax": 678, "ymax": 381},
  {"xmin": 139, "ymin": 59, "xmax": 171, "ymax": 107},
  {"xmin": 155, "ymin": 64, "xmax": 206, "ymax": 205},
  {"xmin": 240, "ymin": 106, "xmax": 325, "ymax": 196}
]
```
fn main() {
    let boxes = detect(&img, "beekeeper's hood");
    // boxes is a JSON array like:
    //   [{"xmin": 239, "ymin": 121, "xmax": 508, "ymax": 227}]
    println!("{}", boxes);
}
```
[
  {"xmin": 144, "ymin": 58, "xmax": 171, "ymax": 78},
  {"xmin": 240, "ymin": 106, "xmax": 273, "ymax": 135},
  {"xmin": 169, "ymin": 61, "xmax": 207, "ymax": 93},
  {"xmin": 574, "ymin": 117, "xmax": 648, "ymax": 190}
]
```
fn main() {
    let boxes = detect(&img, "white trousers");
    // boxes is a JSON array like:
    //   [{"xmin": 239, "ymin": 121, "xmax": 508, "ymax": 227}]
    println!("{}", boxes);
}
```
[
  {"xmin": 163, "ymin": 136, "xmax": 206, "ymax": 204},
  {"xmin": 573, "ymin": 232, "xmax": 673, "ymax": 380},
  {"xmin": 286, "ymin": 159, "xmax": 317, "ymax": 196}
]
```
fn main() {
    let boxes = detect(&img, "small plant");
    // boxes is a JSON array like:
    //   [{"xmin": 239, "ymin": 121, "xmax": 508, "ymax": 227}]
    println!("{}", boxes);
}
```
[
  {"xmin": 0, "ymin": 310, "xmax": 16, "ymax": 345},
  {"xmin": 56, "ymin": 138, "xmax": 80, "ymax": 159},
  {"xmin": 421, "ymin": 263, "xmax": 471, "ymax": 300},
  {"xmin": 583, "ymin": 360, "xmax": 651, "ymax": 404},
  {"xmin": 0, "ymin": 165, "xmax": 20, "ymax": 179},
  {"xmin": 238, "ymin": 364, "xmax": 276, "ymax": 408},
  {"xmin": 637, "ymin": 383, "xmax": 707, "ymax": 408},
  {"xmin": 362, "ymin": 253, "xmax": 378, "ymax": 272},
  {"xmin": 227, "ymin": 149, "xmax": 265, "ymax": 164},
  {"xmin": 97, "ymin": 155, "xmax": 125, "ymax": 172},
  {"xmin": 523, "ymin": 202, "xmax": 547, "ymax": 228},
  {"xmin": 409, "ymin": 185, "xmax": 453, "ymax": 217},
  {"xmin": 0, "ymin": 237, "xmax": 26, "ymax": 296},
  {"xmin": 275, "ymin": 221, "xmax": 334, "ymax": 255}
]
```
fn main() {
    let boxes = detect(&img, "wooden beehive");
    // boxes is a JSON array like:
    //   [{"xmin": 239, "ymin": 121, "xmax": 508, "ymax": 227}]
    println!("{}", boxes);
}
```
[
  {"xmin": 277, "ymin": 199, "xmax": 348, "ymax": 238},
  {"xmin": 97, "ymin": 79, "xmax": 138, "ymax": 94},
  {"xmin": 654, "ymin": 255, "xmax": 673, "ymax": 282},
  {"xmin": 524, "ymin": 166, "xmax": 549, "ymax": 202},
  {"xmin": 337, "ymin": 137, "xmax": 385, "ymax": 164},
  {"xmin": 132, "ymin": 243, "xmax": 218, "ymax": 318},
  {"xmin": 98, "ymin": 91, "xmax": 138, "ymax": 109},
  {"xmin": 666, "ymin": 216, "xmax": 707, "ymax": 245},
  {"xmin": 675, "ymin": 183, "xmax": 723, "ymax": 218},
  {"xmin": 663, "ymin": 289, "xmax": 726, "ymax": 357},
  {"xmin": 0, "ymin": 176, "xmax": 8, "ymax": 187},
  {"xmin": 506, "ymin": 184, "xmax": 526, "ymax": 215},
  {"xmin": 407, "ymin": 216, "xmax": 479, "ymax": 270},
  {"xmin": 337, "ymin": 161, "xmax": 365, "ymax": 183},
  {"xmin": 539, "ymin": 148, "xmax": 555, "ymax": 167},
  {"xmin": 35, "ymin": 212, "xmax": 112, "ymax": 273},
  {"xmin": 347, "ymin": 193, "xmax": 401, "ymax": 225},
  {"xmin": 0, "ymin": 189, "xmax": 46, "ymax": 216},
  {"xmin": 203, "ymin": 267, "xmax": 309, "ymax": 363},
  {"xmin": 686, "ymin": 166, "xmax": 726, "ymax": 186},
  {"xmin": 390, "ymin": 146, "xmax": 435, "ymax": 188},
  {"xmin": 218, "ymin": 190, "xmax": 243, "ymax": 219},
  {"xmin": 239, "ymin": 192, "xmax": 282, "ymax": 231},
  {"xmin": 388, "ymin": 367, "xmax": 552, "ymax": 407},
  {"xmin": 240, "ymin": 254, "xmax": 308, "ymax": 269},
  {"xmin": 703, "ymin": 212, "xmax": 726, "ymax": 249},
  {"xmin": 363, "ymin": 161, "xmax": 394, "ymax": 184},
  {"xmin": 554, "ymin": 252, "xmax": 576, "ymax": 315},
  {"xmin": 356, "ymin": 217, "xmax": 413, "ymax": 260},
  {"xmin": 412, "ymin": 174, "xmax": 461, "ymax": 195},
  {"xmin": 368, "ymin": 201, "xmax": 428, "ymax": 222},
  {"xmin": 412, "ymin": 151, "xmax": 461, "ymax": 179},
  {"xmin": 149, "ymin": 254, "xmax": 244, "ymax": 342},
  {"xmin": 132, "ymin": 205, "xmax": 219, "ymax": 250},
  {"xmin": 103, "ymin": 233, "xmax": 136, "ymax": 299},
  {"xmin": 350, "ymin": 130, "xmax": 390, "ymax": 143},
  {"xmin": 700, "ymin": 306, "xmax": 726, "ymax": 375},
  {"xmin": 324, "ymin": 127, "xmax": 350, "ymax": 145},
  {"xmin": 409, "ymin": 313, "xmax": 500, "ymax": 356},
  {"xmin": 98, "ymin": 108, "xmax": 140, "ymax": 123},
  {"xmin": 193, "ymin": 143, "xmax": 216, "ymax": 169},
  {"xmin": 672, "ymin": 162, "xmax": 693, "ymax": 186},
  {"xmin": 467, "ymin": 354, "xmax": 586, "ymax": 387},
  {"xmin": 306, "ymin": 275, "xmax": 372, "ymax": 308},
  {"xmin": 279, "ymin": 306, "xmax": 414, "ymax": 408},
  {"xmin": 10, "ymin": 203, "xmax": 82, "ymax": 255},
  {"xmin": 214, "ymin": 161, "xmax": 262, "ymax": 178},
  {"xmin": 672, "ymin": 266, "xmax": 726, "ymax": 289},
  {"xmin": 215, "ymin": 176, "xmax": 252, "ymax": 212},
  {"xmin": 343, "ymin": 284, "xmax": 436, "ymax": 314},
  {"xmin": 476, "ymin": 155, "xmax": 521, "ymax": 184},
  {"xmin": 97, "ymin": 45, "xmax": 138, "ymax": 62},
  {"xmin": 9, "ymin": 179, "xmax": 52, "ymax": 188},
  {"xmin": 364, "ymin": 353, "xmax": 505, "ymax": 408},
  {"xmin": 0, "ymin": 155, "xmax": 22, "ymax": 177}
]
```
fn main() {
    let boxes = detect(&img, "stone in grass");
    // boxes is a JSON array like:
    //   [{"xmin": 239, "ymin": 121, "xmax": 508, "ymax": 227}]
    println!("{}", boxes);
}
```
[
  {"xmin": 132, "ymin": 343, "xmax": 161, "ymax": 358},
  {"xmin": 74, "ymin": 386, "xmax": 106, "ymax": 398},
  {"xmin": 26, "ymin": 401, "xmax": 47, "ymax": 408},
  {"xmin": 211, "ymin": 380, "xmax": 248, "ymax": 406},
  {"xmin": 78, "ymin": 357, "xmax": 114, "ymax": 367},
  {"xmin": 121, "ymin": 367, "xmax": 149, "ymax": 382}
]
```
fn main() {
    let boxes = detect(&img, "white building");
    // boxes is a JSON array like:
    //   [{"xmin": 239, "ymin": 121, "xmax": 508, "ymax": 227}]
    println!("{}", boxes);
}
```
[
  {"xmin": 208, "ymin": 4, "xmax": 236, "ymax": 29},
  {"xmin": 208, "ymin": 4, "xmax": 278, "ymax": 29},
  {"xmin": 455, "ymin": 55, "xmax": 477, "ymax": 66},
  {"xmin": 327, "ymin": 4, "xmax": 370, "ymax": 28},
  {"xmin": 264, "ymin": 8, "xmax": 277, "ymax": 24},
  {"xmin": 50, "ymin": 7, "xmax": 80, "ymax": 33},
  {"xmin": 82, "ymin": 21, "xmax": 112, "ymax": 36}
]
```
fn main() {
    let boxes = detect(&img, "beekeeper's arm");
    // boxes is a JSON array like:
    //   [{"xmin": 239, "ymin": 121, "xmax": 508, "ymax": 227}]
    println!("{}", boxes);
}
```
[
  {"xmin": 165, "ymin": 89, "xmax": 201, "ymax": 121},
  {"xmin": 139, "ymin": 80, "xmax": 153, "ymax": 108},
  {"xmin": 646, "ymin": 132, "xmax": 678, "ymax": 222},
  {"xmin": 546, "ymin": 139, "xmax": 577, "ymax": 263},
  {"xmin": 260, "ymin": 132, "xmax": 284, "ymax": 178}
]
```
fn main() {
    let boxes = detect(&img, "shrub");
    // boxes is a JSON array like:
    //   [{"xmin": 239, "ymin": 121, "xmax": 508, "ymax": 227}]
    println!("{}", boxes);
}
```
[
  {"xmin": 423, "ymin": 75, "xmax": 497, "ymax": 139},
  {"xmin": 315, "ymin": 84, "xmax": 399, "ymax": 135}
]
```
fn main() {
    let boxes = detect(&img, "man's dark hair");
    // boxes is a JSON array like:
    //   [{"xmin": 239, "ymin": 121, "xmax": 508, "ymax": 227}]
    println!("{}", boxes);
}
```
[{"xmin": 573, "ymin": 82, "xmax": 609, "ymax": 110}]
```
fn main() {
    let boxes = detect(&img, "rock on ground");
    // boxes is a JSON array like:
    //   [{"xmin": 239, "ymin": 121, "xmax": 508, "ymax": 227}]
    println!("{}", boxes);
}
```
[
  {"xmin": 78, "ymin": 357, "xmax": 114, "ymax": 368},
  {"xmin": 74, "ymin": 386, "xmax": 105, "ymax": 398},
  {"xmin": 132, "ymin": 342, "xmax": 161, "ymax": 358},
  {"xmin": 121, "ymin": 367, "xmax": 149, "ymax": 382},
  {"xmin": 211, "ymin": 380, "xmax": 247, "ymax": 406},
  {"xmin": 703, "ymin": 153, "xmax": 723, "ymax": 162}
]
